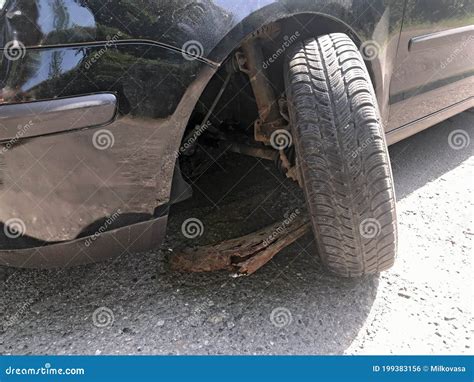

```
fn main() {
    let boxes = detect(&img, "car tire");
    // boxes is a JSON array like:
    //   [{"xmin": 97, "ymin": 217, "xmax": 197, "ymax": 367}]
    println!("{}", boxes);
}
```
[{"xmin": 284, "ymin": 33, "xmax": 397, "ymax": 277}]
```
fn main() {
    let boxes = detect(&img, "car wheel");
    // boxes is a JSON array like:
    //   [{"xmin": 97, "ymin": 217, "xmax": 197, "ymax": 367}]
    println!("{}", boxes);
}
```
[{"xmin": 284, "ymin": 33, "xmax": 397, "ymax": 277}]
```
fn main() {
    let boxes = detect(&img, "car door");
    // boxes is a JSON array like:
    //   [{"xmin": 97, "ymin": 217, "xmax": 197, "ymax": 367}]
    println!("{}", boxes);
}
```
[
  {"xmin": 388, "ymin": 0, "xmax": 474, "ymax": 131},
  {"xmin": 0, "ymin": 0, "xmax": 214, "ymax": 250}
]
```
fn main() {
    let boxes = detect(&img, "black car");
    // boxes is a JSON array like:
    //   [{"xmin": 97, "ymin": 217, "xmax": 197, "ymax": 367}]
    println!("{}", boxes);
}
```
[{"xmin": 0, "ymin": 0, "xmax": 472, "ymax": 276}]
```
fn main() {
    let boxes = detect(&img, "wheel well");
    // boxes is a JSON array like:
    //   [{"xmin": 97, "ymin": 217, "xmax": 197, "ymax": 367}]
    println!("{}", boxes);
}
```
[
  {"xmin": 257, "ymin": 14, "xmax": 365, "ymax": 89},
  {"xmin": 186, "ymin": 13, "xmax": 375, "ymax": 131},
  {"xmin": 175, "ymin": 14, "xmax": 377, "ymax": 185}
]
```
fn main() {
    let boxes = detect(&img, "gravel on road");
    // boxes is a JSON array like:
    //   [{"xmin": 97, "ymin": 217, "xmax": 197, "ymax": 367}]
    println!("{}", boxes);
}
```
[{"xmin": 0, "ymin": 111, "xmax": 472, "ymax": 355}]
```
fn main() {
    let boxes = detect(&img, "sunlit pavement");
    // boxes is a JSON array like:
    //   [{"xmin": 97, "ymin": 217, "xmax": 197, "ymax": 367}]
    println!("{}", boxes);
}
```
[{"xmin": 0, "ymin": 111, "xmax": 472, "ymax": 355}]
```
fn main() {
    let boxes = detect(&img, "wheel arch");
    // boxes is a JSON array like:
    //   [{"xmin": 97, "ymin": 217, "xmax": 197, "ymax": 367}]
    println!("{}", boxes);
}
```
[
  {"xmin": 173, "ymin": 6, "xmax": 399, "ymax": 193},
  {"xmin": 204, "ymin": 10, "xmax": 387, "ymax": 112}
]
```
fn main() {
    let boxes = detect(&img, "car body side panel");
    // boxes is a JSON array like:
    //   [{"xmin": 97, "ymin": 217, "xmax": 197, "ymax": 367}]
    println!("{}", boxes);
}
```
[
  {"xmin": 0, "ymin": 1, "xmax": 405, "ymax": 265},
  {"xmin": 1, "ymin": 1, "xmax": 402, "ymax": 57},
  {"xmin": 0, "ymin": 0, "xmax": 470, "ymax": 267},
  {"xmin": 2, "ymin": 0, "xmax": 406, "ymax": 118},
  {"xmin": 388, "ymin": 0, "xmax": 474, "ymax": 130},
  {"xmin": 0, "ymin": 43, "xmax": 215, "ymax": 252}
]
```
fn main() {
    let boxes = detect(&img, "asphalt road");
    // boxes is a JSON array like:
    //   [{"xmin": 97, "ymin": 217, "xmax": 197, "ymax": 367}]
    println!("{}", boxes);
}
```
[{"xmin": 0, "ymin": 110, "xmax": 472, "ymax": 355}]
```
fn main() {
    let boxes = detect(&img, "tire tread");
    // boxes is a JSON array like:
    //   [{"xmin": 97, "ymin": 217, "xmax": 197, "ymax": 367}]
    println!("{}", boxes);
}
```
[{"xmin": 285, "ymin": 33, "xmax": 397, "ymax": 277}]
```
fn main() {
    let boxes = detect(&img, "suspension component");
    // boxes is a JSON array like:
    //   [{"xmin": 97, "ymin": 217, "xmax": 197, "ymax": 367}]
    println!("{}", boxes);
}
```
[
  {"xmin": 275, "ymin": 146, "xmax": 302, "ymax": 186},
  {"xmin": 237, "ymin": 38, "xmax": 288, "ymax": 144}
]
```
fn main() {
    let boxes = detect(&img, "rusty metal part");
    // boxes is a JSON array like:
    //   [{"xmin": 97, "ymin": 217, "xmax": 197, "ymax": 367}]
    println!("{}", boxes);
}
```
[
  {"xmin": 278, "ymin": 150, "xmax": 302, "ymax": 186},
  {"xmin": 169, "ymin": 215, "xmax": 310, "ymax": 275},
  {"xmin": 238, "ymin": 39, "xmax": 288, "ymax": 144},
  {"xmin": 275, "ymin": 146, "xmax": 302, "ymax": 186},
  {"xmin": 234, "ymin": 51, "xmax": 248, "ymax": 74},
  {"xmin": 223, "ymin": 142, "xmax": 278, "ymax": 161},
  {"xmin": 254, "ymin": 118, "xmax": 288, "ymax": 143}
]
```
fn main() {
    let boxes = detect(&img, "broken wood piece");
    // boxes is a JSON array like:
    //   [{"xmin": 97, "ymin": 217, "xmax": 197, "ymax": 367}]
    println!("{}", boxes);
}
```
[{"xmin": 170, "ymin": 213, "xmax": 311, "ymax": 275}]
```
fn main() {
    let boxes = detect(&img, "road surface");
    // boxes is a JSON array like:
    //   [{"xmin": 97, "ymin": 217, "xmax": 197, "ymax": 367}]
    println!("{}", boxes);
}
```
[{"xmin": 0, "ymin": 110, "xmax": 472, "ymax": 355}]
